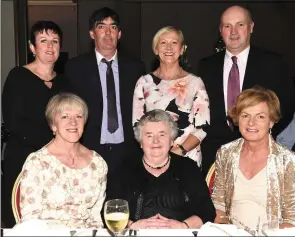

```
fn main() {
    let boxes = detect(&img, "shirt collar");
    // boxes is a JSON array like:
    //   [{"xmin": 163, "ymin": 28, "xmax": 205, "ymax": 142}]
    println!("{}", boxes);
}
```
[
  {"xmin": 225, "ymin": 45, "xmax": 250, "ymax": 65},
  {"xmin": 95, "ymin": 49, "xmax": 118, "ymax": 65}
]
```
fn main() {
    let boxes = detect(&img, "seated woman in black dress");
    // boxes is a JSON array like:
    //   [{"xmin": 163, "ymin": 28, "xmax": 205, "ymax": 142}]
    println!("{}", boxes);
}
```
[{"xmin": 107, "ymin": 109, "xmax": 215, "ymax": 229}]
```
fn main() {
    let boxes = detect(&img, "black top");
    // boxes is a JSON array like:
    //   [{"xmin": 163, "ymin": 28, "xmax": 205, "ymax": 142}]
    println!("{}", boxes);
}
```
[
  {"xmin": 2, "ymin": 66, "xmax": 66, "ymax": 227},
  {"xmin": 106, "ymin": 153, "xmax": 216, "ymax": 223},
  {"xmin": 2, "ymin": 66, "xmax": 66, "ymax": 179}
]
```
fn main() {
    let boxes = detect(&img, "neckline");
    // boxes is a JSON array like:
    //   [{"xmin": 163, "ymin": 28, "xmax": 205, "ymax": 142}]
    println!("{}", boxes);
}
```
[
  {"xmin": 150, "ymin": 72, "xmax": 189, "ymax": 81},
  {"xmin": 43, "ymin": 147, "xmax": 95, "ymax": 170},
  {"xmin": 238, "ymin": 166, "xmax": 266, "ymax": 181},
  {"xmin": 22, "ymin": 66, "xmax": 57, "ymax": 83}
]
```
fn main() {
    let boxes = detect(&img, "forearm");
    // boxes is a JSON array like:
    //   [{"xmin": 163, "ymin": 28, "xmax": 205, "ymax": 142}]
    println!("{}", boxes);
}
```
[
  {"xmin": 214, "ymin": 209, "xmax": 228, "ymax": 224},
  {"xmin": 183, "ymin": 215, "xmax": 203, "ymax": 228}
]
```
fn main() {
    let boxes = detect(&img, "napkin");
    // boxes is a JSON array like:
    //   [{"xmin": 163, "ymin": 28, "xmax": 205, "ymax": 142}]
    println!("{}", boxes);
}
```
[
  {"xmin": 263, "ymin": 227, "xmax": 295, "ymax": 236},
  {"xmin": 197, "ymin": 222, "xmax": 251, "ymax": 236},
  {"xmin": 135, "ymin": 229, "xmax": 199, "ymax": 236},
  {"xmin": 4, "ymin": 219, "xmax": 70, "ymax": 236}
]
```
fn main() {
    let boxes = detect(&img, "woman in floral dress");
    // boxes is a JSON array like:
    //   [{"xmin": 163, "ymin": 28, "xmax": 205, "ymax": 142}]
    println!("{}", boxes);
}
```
[
  {"xmin": 133, "ymin": 26, "xmax": 209, "ymax": 167},
  {"xmin": 19, "ymin": 93, "xmax": 108, "ymax": 229}
]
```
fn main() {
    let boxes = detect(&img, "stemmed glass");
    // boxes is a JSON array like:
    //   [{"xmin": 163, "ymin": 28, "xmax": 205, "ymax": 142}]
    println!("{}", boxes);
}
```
[
  {"xmin": 104, "ymin": 199, "xmax": 129, "ymax": 236},
  {"xmin": 258, "ymin": 214, "xmax": 279, "ymax": 236}
]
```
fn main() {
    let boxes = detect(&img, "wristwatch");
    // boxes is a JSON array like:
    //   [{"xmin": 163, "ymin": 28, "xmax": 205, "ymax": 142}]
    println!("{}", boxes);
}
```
[{"xmin": 178, "ymin": 144, "xmax": 187, "ymax": 155}]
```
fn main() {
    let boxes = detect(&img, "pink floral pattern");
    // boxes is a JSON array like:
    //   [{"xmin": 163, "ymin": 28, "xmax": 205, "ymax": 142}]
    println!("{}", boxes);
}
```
[
  {"xmin": 133, "ymin": 74, "xmax": 210, "ymax": 166},
  {"xmin": 20, "ymin": 147, "xmax": 108, "ymax": 229}
]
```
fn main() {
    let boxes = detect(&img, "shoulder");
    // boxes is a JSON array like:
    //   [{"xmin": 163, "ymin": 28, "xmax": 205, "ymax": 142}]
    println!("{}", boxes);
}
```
[
  {"xmin": 22, "ymin": 147, "xmax": 51, "ymax": 169},
  {"xmin": 5, "ymin": 66, "xmax": 27, "ymax": 82},
  {"xmin": 170, "ymin": 153, "xmax": 200, "ymax": 174},
  {"xmin": 249, "ymin": 46, "xmax": 283, "ymax": 62},
  {"xmin": 198, "ymin": 52, "xmax": 224, "ymax": 66},
  {"xmin": 272, "ymin": 140, "xmax": 295, "ymax": 163},
  {"xmin": 92, "ymin": 151, "xmax": 108, "ymax": 173},
  {"xmin": 65, "ymin": 52, "xmax": 95, "ymax": 68},
  {"xmin": 218, "ymin": 138, "xmax": 243, "ymax": 155}
]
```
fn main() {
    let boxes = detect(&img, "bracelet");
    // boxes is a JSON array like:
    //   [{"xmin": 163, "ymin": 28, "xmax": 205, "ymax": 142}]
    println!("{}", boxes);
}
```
[{"xmin": 183, "ymin": 221, "xmax": 189, "ymax": 229}]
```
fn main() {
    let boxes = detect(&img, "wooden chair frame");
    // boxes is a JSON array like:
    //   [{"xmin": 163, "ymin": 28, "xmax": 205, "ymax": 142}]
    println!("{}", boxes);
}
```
[{"xmin": 11, "ymin": 172, "xmax": 22, "ymax": 223}]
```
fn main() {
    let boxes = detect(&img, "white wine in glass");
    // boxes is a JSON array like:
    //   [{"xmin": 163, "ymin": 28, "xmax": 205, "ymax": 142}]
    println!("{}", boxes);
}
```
[{"xmin": 104, "ymin": 199, "xmax": 129, "ymax": 236}]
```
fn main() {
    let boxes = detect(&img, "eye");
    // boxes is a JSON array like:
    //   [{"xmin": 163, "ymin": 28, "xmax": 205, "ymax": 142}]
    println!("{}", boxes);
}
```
[
  {"xmin": 40, "ymin": 39, "xmax": 47, "ymax": 43},
  {"xmin": 160, "ymin": 41, "xmax": 166, "ymax": 44},
  {"xmin": 172, "ymin": 41, "xmax": 178, "ymax": 44},
  {"xmin": 238, "ymin": 23, "xmax": 244, "ymax": 27},
  {"xmin": 223, "ymin": 25, "xmax": 230, "ymax": 29},
  {"xmin": 76, "ymin": 115, "xmax": 83, "ymax": 119},
  {"xmin": 61, "ymin": 115, "xmax": 68, "ymax": 119},
  {"xmin": 258, "ymin": 115, "xmax": 265, "ymax": 119},
  {"xmin": 111, "ymin": 25, "xmax": 118, "ymax": 30},
  {"xmin": 97, "ymin": 24, "xmax": 105, "ymax": 29},
  {"xmin": 53, "ymin": 40, "xmax": 59, "ymax": 44},
  {"xmin": 241, "ymin": 114, "xmax": 249, "ymax": 118}
]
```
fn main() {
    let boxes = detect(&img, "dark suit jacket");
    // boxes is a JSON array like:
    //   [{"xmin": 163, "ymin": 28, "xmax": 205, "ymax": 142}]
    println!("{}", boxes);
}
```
[
  {"xmin": 197, "ymin": 46, "xmax": 295, "ymax": 176},
  {"xmin": 64, "ymin": 51, "xmax": 145, "ymax": 170}
]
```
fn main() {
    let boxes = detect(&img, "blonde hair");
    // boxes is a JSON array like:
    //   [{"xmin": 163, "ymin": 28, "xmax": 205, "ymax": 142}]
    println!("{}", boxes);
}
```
[
  {"xmin": 228, "ymin": 87, "xmax": 280, "ymax": 125},
  {"xmin": 152, "ymin": 26, "xmax": 184, "ymax": 54},
  {"xmin": 45, "ymin": 92, "xmax": 88, "ymax": 127}
]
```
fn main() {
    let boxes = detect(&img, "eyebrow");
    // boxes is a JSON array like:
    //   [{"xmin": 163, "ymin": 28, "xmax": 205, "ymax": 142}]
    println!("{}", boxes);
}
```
[
  {"xmin": 95, "ymin": 22, "xmax": 118, "ymax": 26},
  {"xmin": 241, "ymin": 112, "xmax": 268, "ymax": 115}
]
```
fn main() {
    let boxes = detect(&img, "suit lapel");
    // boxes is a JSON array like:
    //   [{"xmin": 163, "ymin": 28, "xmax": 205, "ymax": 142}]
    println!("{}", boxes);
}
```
[{"xmin": 242, "ymin": 46, "xmax": 259, "ymax": 90}]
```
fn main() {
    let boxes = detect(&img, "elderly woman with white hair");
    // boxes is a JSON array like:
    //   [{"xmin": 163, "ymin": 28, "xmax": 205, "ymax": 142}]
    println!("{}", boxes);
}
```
[
  {"xmin": 19, "ymin": 93, "xmax": 108, "ymax": 229},
  {"xmin": 107, "ymin": 109, "xmax": 215, "ymax": 229}
]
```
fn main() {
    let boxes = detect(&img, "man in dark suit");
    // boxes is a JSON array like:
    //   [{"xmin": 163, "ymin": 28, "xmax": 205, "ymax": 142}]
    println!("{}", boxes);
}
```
[
  {"xmin": 65, "ymin": 7, "xmax": 145, "ymax": 180},
  {"xmin": 197, "ymin": 5, "xmax": 294, "ymax": 177}
]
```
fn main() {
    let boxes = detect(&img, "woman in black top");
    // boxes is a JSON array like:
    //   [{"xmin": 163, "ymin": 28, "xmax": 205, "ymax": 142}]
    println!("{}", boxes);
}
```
[
  {"xmin": 107, "ymin": 110, "xmax": 215, "ymax": 229},
  {"xmin": 2, "ymin": 21, "xmax": 65, "ymax": 227}
]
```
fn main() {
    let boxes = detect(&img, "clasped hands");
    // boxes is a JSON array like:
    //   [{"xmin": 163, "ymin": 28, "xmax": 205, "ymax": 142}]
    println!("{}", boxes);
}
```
[{"xmin": 129, "ymin": 214, "xmax": 187, "ymax": 229}]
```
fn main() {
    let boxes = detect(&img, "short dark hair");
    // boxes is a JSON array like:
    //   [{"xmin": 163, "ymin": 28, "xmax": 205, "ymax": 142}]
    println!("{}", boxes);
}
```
[
  {"xmin": 30, "ymin": 21, "xmax": 63, "ymax": 47},
  {"xmin": 89, "ymin": 7, "xmax": 120, "ymax": 30}
]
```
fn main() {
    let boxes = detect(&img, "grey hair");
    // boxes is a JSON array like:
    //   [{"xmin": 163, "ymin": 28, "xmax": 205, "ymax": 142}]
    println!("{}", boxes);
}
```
[
  {"xmin": 45, "ymin": 92, "xmax": 88, "ymax": 127},
  {"xmin": 134, "ymin": 109, "xmax": 178, "ymax": 143}
]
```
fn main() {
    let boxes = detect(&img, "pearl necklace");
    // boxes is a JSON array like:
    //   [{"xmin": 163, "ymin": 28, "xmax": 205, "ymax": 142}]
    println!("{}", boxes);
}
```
[{"xmin": 142, "ymin": 156, "xmax": 170, "ymax": 170}]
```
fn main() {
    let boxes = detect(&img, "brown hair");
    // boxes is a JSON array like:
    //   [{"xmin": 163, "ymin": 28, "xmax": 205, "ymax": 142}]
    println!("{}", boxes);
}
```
[{"xmin": 228, "ymin": 87, "xmax": 280, "ymax": 125}]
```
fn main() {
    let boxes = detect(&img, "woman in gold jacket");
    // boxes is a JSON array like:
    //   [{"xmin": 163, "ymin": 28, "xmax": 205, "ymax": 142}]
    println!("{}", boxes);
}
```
[{"xmin": 212, "ymin": 87, "xmax": 295, "ymax": 232}]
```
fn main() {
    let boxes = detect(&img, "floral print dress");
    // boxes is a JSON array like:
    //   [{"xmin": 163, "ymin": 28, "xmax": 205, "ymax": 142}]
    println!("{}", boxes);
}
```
[
  {"xmin": 133, "ymin": 73, "xmax": 210, "ymax": 166},
  {"xmin": 20, "ymin": 147, "xmax": 108, "ymax": 229}
]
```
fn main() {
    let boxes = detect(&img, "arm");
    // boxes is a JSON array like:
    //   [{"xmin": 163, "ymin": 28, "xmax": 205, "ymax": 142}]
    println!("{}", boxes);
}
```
[
  {"xmin": 20, "ymin": 153, "xmax": 44, "ymax": 221},
  {"xmin": 281, "ymin": 155, "xmax": 295, "ymax": 227},
  {"xmin": 132, "ymin": 76, "xmax": 147, "ymax": 126},
  {"xmin": 86, "ymin": 174, "xmax": 107, "ymax": 228},
  {"xmin": 171, "ymin": 77, "xmax": 210, "ymax": 154},
  {"xmin": 2, "ymin": 68, "xmax": 52, "ymax": 147},
  {"xmin": 211, "ymin": 149, "xmax": 227, "ymax": 222},
  {"xmin": 276, "ymin": 113, "xmax": 295, "ymax": 150}
]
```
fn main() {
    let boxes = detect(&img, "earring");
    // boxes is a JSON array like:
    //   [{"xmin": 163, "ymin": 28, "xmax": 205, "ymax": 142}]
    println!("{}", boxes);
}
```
[
  {"xmin": 269, "ymin": 128, "xmax": 272, "ymax": 135},
  {"xmin": 33, "ymin": 54, "xmax": 36, "ymax": 57},
  {"xmin": 53, "ymin": 130, "xmax": 56, "ymax": 136}
]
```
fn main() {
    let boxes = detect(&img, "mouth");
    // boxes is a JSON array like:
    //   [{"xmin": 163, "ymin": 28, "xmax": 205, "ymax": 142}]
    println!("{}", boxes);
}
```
[
  {"xmin": 246, "ymin": 128, "xmax": 258, "ymax": 132},
  {"xmin": 46, "ymin": 51, "xmax": 54, "ymax": 55},
  {"xmin": 66, "ymin": 128, "xmax": 78, "ymax": 133}
]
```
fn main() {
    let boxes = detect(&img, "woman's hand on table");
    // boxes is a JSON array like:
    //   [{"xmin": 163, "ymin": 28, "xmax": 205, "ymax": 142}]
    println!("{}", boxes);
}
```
[
  {"xmin": 129, "ymin": 214, "xmax": 170, "ymax": 229},
  {"xmin": 156, "ymin": 214, "xmax": 188, "ymax": 229}
]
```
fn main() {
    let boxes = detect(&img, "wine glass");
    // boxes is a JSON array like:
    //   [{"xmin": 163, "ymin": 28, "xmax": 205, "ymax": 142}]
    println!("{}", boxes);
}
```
[
  {"xmin": 104, "ymin": 199, "xmax": 129, "ymax": 236},
  {"xmin": 258, "ymin": 214, "xmax": 279, "ymax": 236}
]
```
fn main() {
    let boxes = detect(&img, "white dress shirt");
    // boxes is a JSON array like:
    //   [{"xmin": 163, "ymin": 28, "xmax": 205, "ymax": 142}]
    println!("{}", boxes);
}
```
[
  {"xmin": 223, "ymin": 46, "xmax": 250, "ymax": 115},
  {"xmin": 95, "ymin": 50, "xmax": 124, "ymax": 144}
]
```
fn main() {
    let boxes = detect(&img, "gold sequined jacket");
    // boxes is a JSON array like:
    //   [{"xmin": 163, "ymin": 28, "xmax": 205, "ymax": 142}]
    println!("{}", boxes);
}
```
[{"xmin": 212, "ymin": 137, "xmax": 295, "ymax": 226}]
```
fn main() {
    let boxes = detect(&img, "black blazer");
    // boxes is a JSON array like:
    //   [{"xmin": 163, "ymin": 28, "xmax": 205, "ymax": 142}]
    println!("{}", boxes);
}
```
[
  {"xmin": 197, "ymin": 46, "xmax": 295, "ymax": 175},
  {"xmin": 64, "ymin": 51, "xmax": 145, "ymax": 155}
]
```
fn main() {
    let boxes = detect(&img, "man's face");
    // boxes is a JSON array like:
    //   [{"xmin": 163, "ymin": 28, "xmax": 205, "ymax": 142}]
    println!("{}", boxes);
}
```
[
  {"xmin": 220, "ymin": 6, "xmax": 254, "ymax": 55},
  {"xmin": 89, "ymin": 17, "xmax": 121, "ymax": 55}
]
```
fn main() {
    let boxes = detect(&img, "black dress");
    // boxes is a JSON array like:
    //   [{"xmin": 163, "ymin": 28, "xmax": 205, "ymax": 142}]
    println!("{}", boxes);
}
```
[
  {"xmin": 106, "ymin": 153, "xmax": 216, "ymax": 224},
  {"xmin": 1, "ymin": 66, "xmax": 66, "ymax": 227}
]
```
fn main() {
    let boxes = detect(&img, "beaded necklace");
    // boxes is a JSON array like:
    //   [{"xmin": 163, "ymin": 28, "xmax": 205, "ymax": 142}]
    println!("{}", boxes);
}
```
[{"xmin": 142, "ymin": 156, "xmax": 170, "ymax": 170}]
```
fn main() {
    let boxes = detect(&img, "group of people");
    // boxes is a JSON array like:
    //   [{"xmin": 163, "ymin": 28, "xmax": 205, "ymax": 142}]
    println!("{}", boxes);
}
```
[{"xmin": 1, "ymin": 4, "xmax": 295, "ymax": 231}]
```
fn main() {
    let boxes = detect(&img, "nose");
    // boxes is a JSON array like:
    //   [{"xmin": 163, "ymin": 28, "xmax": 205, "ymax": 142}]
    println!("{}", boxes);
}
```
[
  {"xmin": 152, "ymin": 136, "xmax": 160, "ymax": 144},
  {"xmin": 248, "ymin": 116, "xmax": 255, "ymax": 126},
  {"xmin": 105, "ymin": 26, "xmax": 111, "ymax": 35},
  {"xmin": 69, "ymin": 117, "xmax": 77, "ymax": 125},
  {"xmin": 47, "ymin": 41, "xmax": 53, "ymax": 48},
  {"xmin": 231, "ymin": 26, "xmax": 238, "ymax": 35},
  {"xmin": 165, "ymin": 43, "xmax": 172, "ymax": 50}
]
